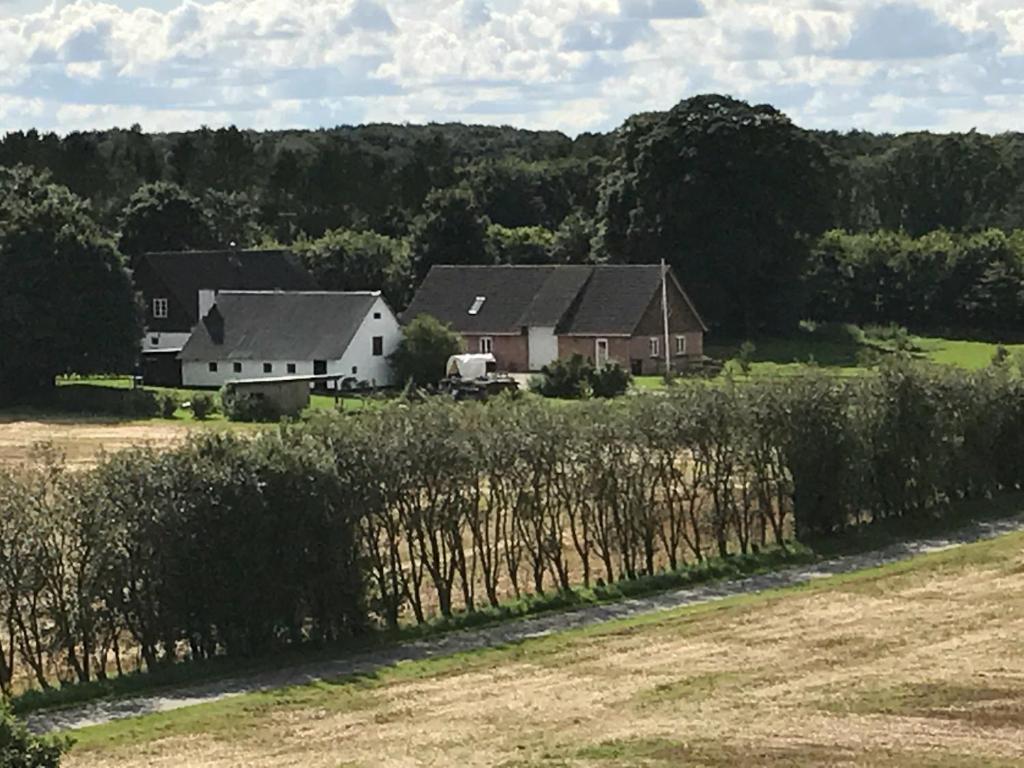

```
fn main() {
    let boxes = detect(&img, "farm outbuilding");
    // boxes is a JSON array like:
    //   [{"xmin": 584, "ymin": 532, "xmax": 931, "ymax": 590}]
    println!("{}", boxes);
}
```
[{"xmin": 179, "ymin": 290, "xmax": 402, "ymax": 389}]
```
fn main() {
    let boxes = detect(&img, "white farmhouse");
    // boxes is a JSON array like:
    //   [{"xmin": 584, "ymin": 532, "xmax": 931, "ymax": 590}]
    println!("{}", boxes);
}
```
[{"xmin": 179, "ymin": 291, "xmax": 401, "ymax": 389}]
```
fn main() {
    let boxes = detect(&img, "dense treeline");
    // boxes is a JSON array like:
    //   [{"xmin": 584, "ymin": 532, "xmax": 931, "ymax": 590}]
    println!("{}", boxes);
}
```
[
  {"xmin": 8, "ymin": 95, "xmax": 1024, "ymax": 335},
  {"xmin": 3, "ymin": 362, "xmax": 1024, "ymax": 695},
  {"xmin": 806, "ymin": 229, "xmax": 1024, "ymax": 336}
]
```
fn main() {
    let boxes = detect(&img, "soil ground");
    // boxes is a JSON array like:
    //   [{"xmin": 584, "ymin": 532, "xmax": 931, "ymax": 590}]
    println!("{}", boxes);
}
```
[{"xmin": 61, "ymin": 518, "xmax": 1024, "ymax": 768}]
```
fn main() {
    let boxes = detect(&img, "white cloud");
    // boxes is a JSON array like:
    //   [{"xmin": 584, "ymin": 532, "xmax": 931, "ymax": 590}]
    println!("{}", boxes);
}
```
[{"xmin": 0, "ymin": 0, "xmax": 1022, "ymax": 135}]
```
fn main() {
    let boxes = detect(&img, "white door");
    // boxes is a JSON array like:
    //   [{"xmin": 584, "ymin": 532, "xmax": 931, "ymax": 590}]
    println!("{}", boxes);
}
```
[
  {"xmin": 528, "ymin": 327, "xmax": 559, "ymax": 371},
  {"xmin": 595, "ymin": 338, "xmax": 609, "ymax": 368}
]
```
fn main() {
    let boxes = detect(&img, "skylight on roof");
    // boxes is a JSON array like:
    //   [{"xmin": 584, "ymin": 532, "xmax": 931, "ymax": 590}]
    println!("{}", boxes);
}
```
[{"xmin": 468, "ymin": 296, "xmax": 486, "ymax": 315}]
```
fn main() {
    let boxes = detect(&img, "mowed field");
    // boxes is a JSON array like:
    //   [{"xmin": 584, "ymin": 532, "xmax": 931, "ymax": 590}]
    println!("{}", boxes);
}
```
[
  {"xmin": 0, "ymin": 412, "xmax": 194, "ymax": 468},
  {"xmin": 67, "ymin": 531, "xmax": 1024, "ymax": 768}
]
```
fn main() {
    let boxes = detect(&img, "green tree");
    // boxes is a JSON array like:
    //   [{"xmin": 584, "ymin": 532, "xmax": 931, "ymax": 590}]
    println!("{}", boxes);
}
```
[
  {"xmin": 595, "ymin": 94, "xmax": 835, "ymax": 334},
  {"xmin": 295, "ymin": 229, "xmax": 412, "ymax": 309},
  {"xmin": 202, "ymin": 190, "xmax": 264, "ymax": 249},
  {"xmin": 0, "ymin": 167, "xmax": 141, "ymax": 402},
  {"xmin": 409, "ymin": 187, "xmax": 490, "ymax": 281},
  {"xmin": 485, "ymin": 224, "xmax": 554, "ymax": 265},
  {"xmin": 388, "ymin": 315, "xmax": 463, "ymax": 386},
  {"xmin": 118, "ymin": 181, "xmax": 216, "ymax": 262},
  {"xmin": 0, "ymin": 701, "xmax": 69, "ymax": 767}
]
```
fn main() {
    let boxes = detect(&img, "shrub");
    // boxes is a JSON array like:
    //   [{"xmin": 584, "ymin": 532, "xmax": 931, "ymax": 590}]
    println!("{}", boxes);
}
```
[
  {"xmin": 389, "ymin": 314, "xmax": 463, "ymax": 386},
  {"xmin": 189, "ymin": 393, "xmax": 215, "ymax": 420},
  {"xmin": 158, "ymin": 393, "xmax": 179, "ymax": 419},
  {"xmin": 0, "ymin": 702, "xmax": 69, "ymax": 767},
  {"xmin": 52, "ymin": 385, "xmax": 159, "ymax": 418},
  {"xmin": 590, "ymin": 363, "xmax": 631, "ymax": 398},
  {"xmin": 531, "ymin": 354, "xmax": 593, "ymax": 398},
  {"xmin": 220, "ymin": 386, "xmax": 283, "ymax": 423}
]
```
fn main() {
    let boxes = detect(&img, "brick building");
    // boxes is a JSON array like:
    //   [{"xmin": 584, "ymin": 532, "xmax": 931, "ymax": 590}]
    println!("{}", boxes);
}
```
[{"xmin": 403, "ymin": 264, "xmax": 706, "ymax": 375}]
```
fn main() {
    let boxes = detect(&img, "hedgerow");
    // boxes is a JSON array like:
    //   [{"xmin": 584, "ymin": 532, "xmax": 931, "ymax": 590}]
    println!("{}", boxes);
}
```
[{"xmin": 2, "ymin": 360, "xmax": 1023, "ymax": 700}]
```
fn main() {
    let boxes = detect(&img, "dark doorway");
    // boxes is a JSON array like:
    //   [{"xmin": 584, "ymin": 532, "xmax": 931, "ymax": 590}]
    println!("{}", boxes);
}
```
[{"xmin": 631, "ymin": 359, "xmax": 642, "ymax": 376}]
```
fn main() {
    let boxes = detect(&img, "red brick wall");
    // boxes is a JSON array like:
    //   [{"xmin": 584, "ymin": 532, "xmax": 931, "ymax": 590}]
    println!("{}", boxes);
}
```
[
  {"xmin": 557, "ymin": 336, "xmax": 632, "ymax": 367},
  {"xmin": 462, "ymin": 334, "xmax": 529, "ymax": 373}
]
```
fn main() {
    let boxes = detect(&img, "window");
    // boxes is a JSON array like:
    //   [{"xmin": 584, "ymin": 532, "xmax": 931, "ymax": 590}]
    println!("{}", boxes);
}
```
[
  {"xmin": 373, "ymin": 312, "xmax": 382, "ymax": 320},
  {"xmin": 372, "ymin": 336, "xmax": 384, "ymax": 356},
  {"xmin": 352, "ymin": 366, "xmax": 358, "ymax": 375},
  {"xmin": 287, "ymin": 363, "xmax": 296, "ymax": 374},
  {"xmin": 208, "ymin": 362, "xmax": 218, "ymax": 373},
  {"xmin": 314, "ymin": 360, "xmax": 327, "ymax": 375},
  {"xmin": 675, "ymin": 336, "xmax": 687, "ymax": 356},
  {"xmin": 150, "ymin": 336, "xmax": 159, "ymax": 346},
  {"xmin": 263, "ymin": 363, "xmax": 273, "ymax": 374},
  {"xmin": 649, "ymin": 337, "xmax": 660, "ymax": 358},
  {"xmin": 479, "ymin": 337, "xmax": 493, "ymax": 354},
  {"xmin": 152, "ymin": 298, "xmax": 168, "ymax": 319},
  {"xmin": 233, "ymin": 362, "xmax": 242, "ymax": 373},
  {"xmin": 468, "ymin": 296, "xmax": 486, "ymax": 315}
]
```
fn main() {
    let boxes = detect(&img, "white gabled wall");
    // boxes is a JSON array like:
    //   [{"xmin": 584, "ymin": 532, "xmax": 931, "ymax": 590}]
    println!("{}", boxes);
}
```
[
  {"xmin": 332, "ymin": 296, "xmax": 401, "ymax": 386},
  {"xmin": 180, "ymin": 296, "xmax": 402, "ymax": 389}
]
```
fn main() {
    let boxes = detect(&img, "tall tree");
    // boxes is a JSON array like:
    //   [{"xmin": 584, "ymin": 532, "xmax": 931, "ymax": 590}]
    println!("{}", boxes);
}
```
[
  {"xmin": 295, "ymin": 228, "xmax": 412, "ymax": 309},
  {"xmin": 0, "ymin": 166, "xmax": 141, "ymax": 402},
  {"xmin": 594, "ymin": 95, "xmax": 836, "ymax": 334},
  {"xmin": 118, "ymin": 181, "xmax": 216, "ymax": 261},
  {"xmin": 409, "ymin": 187, "xmax": 490, "ymax": 281}
]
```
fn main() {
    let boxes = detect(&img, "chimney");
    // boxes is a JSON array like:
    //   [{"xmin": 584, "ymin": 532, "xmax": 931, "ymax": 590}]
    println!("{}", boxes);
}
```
[{"xmin": 204, "ymin": 305, "xmax": 225, "ymax": 345}]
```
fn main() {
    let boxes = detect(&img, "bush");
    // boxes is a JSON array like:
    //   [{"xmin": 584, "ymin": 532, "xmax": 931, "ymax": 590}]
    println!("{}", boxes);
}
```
[
  {"xmin": 0, "ymin": 702, "xmax": 68, "ymax": 767},
  {"xmin": 189, "ymin": 393, "xmax": 215, "ymax": 420},
  {"xmin": 389, "ymin": 314, "xmax": 463, "ymax": 386},
  {"xmin": 532, "ymin": 355, "xmax": 631, "ymax": 399},
  {"xmin": 531, "ymin": 354, "xmax": 594, "ymax": 398},
  {"xmin": 590, "ymin": 363, "xmax": 631, "ymax": 398},
  {"xmin": 158, "ymin": 393, "xmax": 178, "ymax": 419},
  {"xmin": 220, "ymin": 386, "xmax": 283, "ymax": 423},
  {"xmin": 51, "ymin": 385, "xmax": 159, "ymax": 418}
]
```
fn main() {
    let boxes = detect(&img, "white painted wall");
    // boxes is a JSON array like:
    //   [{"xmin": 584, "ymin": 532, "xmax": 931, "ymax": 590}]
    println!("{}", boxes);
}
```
[
  {"xmin": 142, "ymin": 331, "xmax": 192, "ymax": 351},
  {"xmin": 180, "ymin": 296, "xmax": 402, "ymax": 389},
  {"xmin": 198, "ymin": 289, "xmax": 217, "ymax": 319},
  {"xmin": 528, "ymin": 326, "xmax": 559, "ymax": 371},
  {"xmin": 330, "ymin": 296, "xmax": 401, "ymax": 386}
]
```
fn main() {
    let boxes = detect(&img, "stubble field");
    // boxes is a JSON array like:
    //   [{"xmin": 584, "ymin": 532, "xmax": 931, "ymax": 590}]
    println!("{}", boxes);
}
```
[{"xmin": 66, "ymin": 531, "xmax": 1024, "ymax": 768}]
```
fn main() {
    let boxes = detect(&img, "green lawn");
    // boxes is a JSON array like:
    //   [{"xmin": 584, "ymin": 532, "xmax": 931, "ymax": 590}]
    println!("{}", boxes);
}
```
[{"xmin": 54, "ymin": 375, "xmax": 376, "ymax": 422}]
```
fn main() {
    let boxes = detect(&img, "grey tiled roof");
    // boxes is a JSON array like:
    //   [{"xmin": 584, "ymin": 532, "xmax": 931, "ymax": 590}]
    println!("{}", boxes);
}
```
[
  {"xmin": 180, "ymin": 291, "xmax": 379, "ymax": 362},
  {"xmin": 403, "ymin": 264, "xmax": 695, "ymax": 335}
]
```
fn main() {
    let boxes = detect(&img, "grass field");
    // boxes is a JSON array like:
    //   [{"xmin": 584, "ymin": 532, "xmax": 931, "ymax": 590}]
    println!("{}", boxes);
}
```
[{"xmin": 65, "ymin": 530, "xmax": 1024, "ymax": 767}]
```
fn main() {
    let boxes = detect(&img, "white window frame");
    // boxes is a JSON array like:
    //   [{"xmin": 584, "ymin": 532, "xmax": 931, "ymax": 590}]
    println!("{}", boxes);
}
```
[
  {"xmin": 649, "ymin": 337, "xmax": 660, "ymax": 358},
  {"xmin": 595, "ymin": 338, "xmax": 609, "ymax": 368},
  {"xmin": 675, "ymin": 335, "xmax": 687, "ymax": 356},
  {"xmin": 480, "ymin": 337, "xmax": 494, "ymax": 354},
  {"xmin": 152, "ymin": 297, "xmax": 169, "ymax": 319}
]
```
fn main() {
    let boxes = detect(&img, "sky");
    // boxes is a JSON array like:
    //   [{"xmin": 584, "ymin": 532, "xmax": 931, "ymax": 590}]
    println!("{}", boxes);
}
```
[{"xmin": 2, "ymin": 0, "xmax": 1024, "ymax": 136}]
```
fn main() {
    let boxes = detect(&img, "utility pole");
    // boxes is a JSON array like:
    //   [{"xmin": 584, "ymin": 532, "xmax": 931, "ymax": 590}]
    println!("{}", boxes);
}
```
[{"xmin": 661, "ymin": 258, "xmax": 671, "ymax": 380}]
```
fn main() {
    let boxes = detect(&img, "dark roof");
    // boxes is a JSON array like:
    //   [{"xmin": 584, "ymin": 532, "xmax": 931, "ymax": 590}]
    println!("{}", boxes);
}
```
[
  {"xmin": 557, "ymin": 266, "xmax": 663, "ymax": 335},
  {"xmin": 180, "ymin": 291, "xmax": 381, "ymax": 362},
  {"xmin": 140, "ymin": 250, "xmax": 316, "ymax": 323},
  {"xmin": 404, "ymin": 265, "xmax": 703, "ymax": 336}
]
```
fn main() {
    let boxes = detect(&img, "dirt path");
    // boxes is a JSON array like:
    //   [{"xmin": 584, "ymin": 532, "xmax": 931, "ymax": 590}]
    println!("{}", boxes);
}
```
[{"xmin": 30, "ymin": 512, "xmax": 1024, "ymax": 734}]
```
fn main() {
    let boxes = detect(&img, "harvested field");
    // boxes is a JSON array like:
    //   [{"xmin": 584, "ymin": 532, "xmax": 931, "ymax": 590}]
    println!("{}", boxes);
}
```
[
  {"xmin": 0, "ymin": 413, "xmax": 192, "ymax": 468},
  {"xmin": 66, "ymin": 530, "xmax": 1024, "ymax": 767}
]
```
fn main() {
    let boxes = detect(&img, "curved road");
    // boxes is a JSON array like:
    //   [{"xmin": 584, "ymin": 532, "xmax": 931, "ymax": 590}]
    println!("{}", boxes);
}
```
[{"xmin": 30, "ymin": 513, "xmax": 1024, "ymax": 733}]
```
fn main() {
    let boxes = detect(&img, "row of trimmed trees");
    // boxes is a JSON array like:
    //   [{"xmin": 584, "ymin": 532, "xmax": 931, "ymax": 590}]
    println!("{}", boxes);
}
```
[{"xmin": 4, "ymin": 362, "xmax": 1024, "ymax": 694}]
